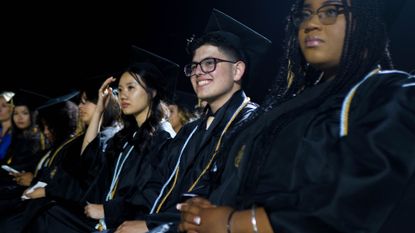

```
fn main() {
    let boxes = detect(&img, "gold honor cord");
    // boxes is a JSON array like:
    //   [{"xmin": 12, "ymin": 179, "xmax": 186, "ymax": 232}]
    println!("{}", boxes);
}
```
[
  {"xmin": 155, "ymin": 97, "xmax": 250, "ymax": 212},
  {"xmin": 33, "ymin": 134, "xmax": 82, "ymax": 177},
  {"xmin": 340, "ymin": 68, "xmax": 380, "ymax": 137}
]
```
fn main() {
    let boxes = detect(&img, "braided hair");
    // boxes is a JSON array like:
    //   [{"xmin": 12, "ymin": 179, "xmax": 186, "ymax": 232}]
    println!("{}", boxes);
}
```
[{"xmin": 264, "ymin": 0, "xmax": 393, "ymax": 109}]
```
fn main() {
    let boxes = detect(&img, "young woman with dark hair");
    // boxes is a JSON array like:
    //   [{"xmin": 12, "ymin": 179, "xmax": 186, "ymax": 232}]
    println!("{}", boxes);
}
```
[
  {"xmin": 178, "ymin": 0, "xmax": 415, "ymax": 232},
  {"xmin": 25, "ymin": 49, "xmax": 177, "ymax": 233}
]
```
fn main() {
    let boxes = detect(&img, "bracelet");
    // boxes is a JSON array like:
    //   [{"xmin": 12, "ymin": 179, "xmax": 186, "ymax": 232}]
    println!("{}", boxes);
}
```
[
  {"xmin": 251, "ymin": 204, "xmax": 258, "ymax": 233},
  {"xmin": 227, "ymin": 209, "xmax": 237, "ymax": 233}
]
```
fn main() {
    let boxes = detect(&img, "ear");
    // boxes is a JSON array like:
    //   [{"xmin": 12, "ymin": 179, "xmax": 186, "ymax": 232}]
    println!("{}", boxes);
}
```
[{"xmin": 233, "ymin": 61, "xmax": 246, "ymax": 82}]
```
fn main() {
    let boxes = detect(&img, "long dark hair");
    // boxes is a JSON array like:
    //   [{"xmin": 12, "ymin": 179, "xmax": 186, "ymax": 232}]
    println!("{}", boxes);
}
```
[
  {"xmin": 9, "ymin": 105, "xmax": 43, "ymax": 155},
  {"xmin": 107, "ymin": 63, "xmax": 169, "ymax": 158},
  {"xmin": 37, "ymin": 101, "xmax": 79, "ymax": 147},
  {"xmin": 264, "ymin": 0, "xmax": 392, "ymax": 108}
]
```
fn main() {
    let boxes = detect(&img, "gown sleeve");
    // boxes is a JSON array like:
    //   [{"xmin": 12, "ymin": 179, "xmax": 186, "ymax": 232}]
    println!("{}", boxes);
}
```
[{"xmin": 265, "ymin": 73, "xmax": 415, "ymax": 233}]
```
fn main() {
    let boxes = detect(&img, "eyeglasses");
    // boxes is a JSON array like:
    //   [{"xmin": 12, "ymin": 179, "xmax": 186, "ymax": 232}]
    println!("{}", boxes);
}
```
[
  {"xmin": 184, "ymin": 57, "xmax": 237, "ymax": 77},
  {"xmin": 292, "ymin": 4, "xmax": 346, "ymax": 28}
]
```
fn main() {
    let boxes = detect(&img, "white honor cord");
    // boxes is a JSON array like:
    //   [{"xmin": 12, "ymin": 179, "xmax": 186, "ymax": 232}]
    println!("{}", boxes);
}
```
[
  {"xmin": 149, "ymin": 126, "xmax": 199, "ymax": 214},
  {"xmin": 106, "ymin": 132, "xmax": 137, "ymax": 201}
]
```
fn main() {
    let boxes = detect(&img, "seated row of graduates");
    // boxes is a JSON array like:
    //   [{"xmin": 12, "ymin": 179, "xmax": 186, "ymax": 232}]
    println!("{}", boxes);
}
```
[{"xmin": 1, "ymin": 0, "xmax": 415, "ymax": 232}]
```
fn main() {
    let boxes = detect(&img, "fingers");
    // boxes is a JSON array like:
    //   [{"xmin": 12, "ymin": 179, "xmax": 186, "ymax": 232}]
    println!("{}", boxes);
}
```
[
  {"xmin": 100, "ymin": 77, "xmax": 116, "ymax": 97},
  {"xmin": 84, "ymin": 205, "xmax": 90, "ymax": 217},
  {"xmin": 178, "ymin": 221, "xmax": 200, "ymax": 233},
  {"xmin": 187, "ymin": 197, "xmax": 213, "ymax": 206}
]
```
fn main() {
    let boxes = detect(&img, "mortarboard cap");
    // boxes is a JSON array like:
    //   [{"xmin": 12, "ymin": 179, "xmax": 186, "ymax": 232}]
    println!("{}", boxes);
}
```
[
  {"xmin": 13, "ymin": 89, "xmax": 50, "ymax": 111},
  {"xmin": 37, "ymin": 90, "xmax": 79, "ymax": 111},
  {"xmin": 129, "ymin": 46, "xmax": 179, "ymax": 101},
  {"xmin": 192, "ymin": 9, "xmax": 272, "ymax": 85},
  {"xmin": 0, "ymin": 91, "xmax": 15, "ymax": 103},
  {"xmin": 169, "ymin": 90, "xmax": 198, "ymax": 112},
  {"xmin": 380, "ymin": 0, "xmax": 406, "ymax": 29},
  {"xmin": 77, "ymin": 72, "xmax": 119, "ymax": 103}
]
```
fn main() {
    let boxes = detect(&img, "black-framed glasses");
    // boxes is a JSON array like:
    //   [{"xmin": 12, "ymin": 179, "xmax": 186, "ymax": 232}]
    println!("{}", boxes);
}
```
[
  {"xmin": 184, "ymin": 57, "xmax": 237, "ymax": 77},
  {"xmin": 292, "ymin": 4, "xmax": 346, "ymax": 28}
]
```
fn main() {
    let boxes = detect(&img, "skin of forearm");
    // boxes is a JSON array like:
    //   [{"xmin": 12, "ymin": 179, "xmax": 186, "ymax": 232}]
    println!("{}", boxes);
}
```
[
  {"xmin": 81, "ymin": 111, "xmax": 103, "ymax": 154},
  {"xmin": 230, "ymin": 208, "xmax": 274, "ymax": 233}
]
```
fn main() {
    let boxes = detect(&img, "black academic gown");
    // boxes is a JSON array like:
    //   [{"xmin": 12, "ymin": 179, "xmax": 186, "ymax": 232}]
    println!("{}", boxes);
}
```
[
  {"xmin": 0, "ymin": 133, "xmax": 84, "ymax": 233},
  {"xmin": 0, "ymin": 130, "xmax": 44, "ymax": 212},
  {"xmin": 44, "ymin": 126, "xmax": 120, "ymax": 204},
  {"xmin": 28, "ymin": 123, "xmax": 174, "ymax": 233},
  {"xmin": 130, "ymin": 90, "xmax": 258, "ymax": 228},
  {"xmin": 210, "ymin": 70, "xmax": 415, "ymax": 232}
]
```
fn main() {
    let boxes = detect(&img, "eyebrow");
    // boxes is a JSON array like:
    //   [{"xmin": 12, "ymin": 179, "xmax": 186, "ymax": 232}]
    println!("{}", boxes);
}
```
[
  {"xmin": 303, "ymin": 0, "xmax": 342, "ymax": 8},
  {"xmin": 119, "ymin": 81, "xmax": 138, "ymax": 87}
]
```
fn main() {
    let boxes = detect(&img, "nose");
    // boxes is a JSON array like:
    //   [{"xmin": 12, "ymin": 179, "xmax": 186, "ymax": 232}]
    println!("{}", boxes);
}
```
[
  {"xmin": 303, "ymin": 14, "xmax": 322, "ymax": 32},
  {"xmin": 193, "ymin": 64, "xmax": 205, "ymax": 77}
]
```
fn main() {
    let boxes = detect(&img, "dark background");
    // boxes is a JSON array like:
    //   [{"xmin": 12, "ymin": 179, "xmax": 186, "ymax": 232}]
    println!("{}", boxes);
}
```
[{"xmin": 2, "ymin": 0, "xmax": 414, "ymax": 104}]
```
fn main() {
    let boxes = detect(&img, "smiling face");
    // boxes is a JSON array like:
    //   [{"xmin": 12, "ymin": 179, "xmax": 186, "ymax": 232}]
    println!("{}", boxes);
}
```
[
  {"xmin": 298, "ymin": 0, "xmax": 346, "ymax": 73},
  {"xmin": 190, "ymin": 44, "xmax": 244, "ymax": 112}
]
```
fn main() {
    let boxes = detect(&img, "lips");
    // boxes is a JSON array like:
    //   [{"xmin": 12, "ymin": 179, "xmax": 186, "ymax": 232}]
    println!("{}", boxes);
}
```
[
  {"xmin": 305, "ymin": 36, "xmax": 325, "ymax": 47},
  {"xmin": 197, "ymin": 79, "xmax": 212, "ymax": 87},
  {"xmin": 121, "ymin": 103, "xmax": 130, "ymax": 108}
]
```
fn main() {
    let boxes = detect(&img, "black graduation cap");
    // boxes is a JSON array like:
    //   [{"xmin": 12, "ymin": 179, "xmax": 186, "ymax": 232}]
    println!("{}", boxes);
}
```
[
  {"xmin": 129, "ymin": 46, "xmax": 179, "ymax": 101},
  {"xmin": 12, "ymin": 89, "xmax": 50, "ymax": 111},
  {"xmin": 200, "ymin": 9, "xmax": 272, "ymax": 81},
  {"xmin": 37, "ymin": 90, "xmax": 79, "ymax": 111},
  {"xmin": 169, "ymin": 90, "xmax": 198, "ymax": 112},
  {"xmin": 78, "ymin": 72, "xmax": 119, "ymax": 103},
  {"xmin": 381, "ymin": 0, "xmax": 406, "ymax": 29}
]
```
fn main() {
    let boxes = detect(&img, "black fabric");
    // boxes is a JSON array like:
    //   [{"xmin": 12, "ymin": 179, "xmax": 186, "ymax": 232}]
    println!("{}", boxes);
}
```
[
  {"xmin": 0, "ymin": 134, "xmax": 84, "ymax": 232},
  {"xmin": 27, "ymin": 125, "xmax": 173, "ymax": 232},
  {"xmin": 209, "ymin": 71, "xmax": 415, "ymax": 232},
  {"xmin": 126, "ymin": 90, "xmax": 258, "ymax": 228},
  {"xmin": 0, "ymin": 129, "xmax": 45, "ymax": 213}
]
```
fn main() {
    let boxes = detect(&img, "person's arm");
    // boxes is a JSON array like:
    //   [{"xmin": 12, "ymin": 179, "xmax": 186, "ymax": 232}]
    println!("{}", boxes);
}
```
[
  {"xmin": 81, "ymin": 77, "xmax": 116, "ymax": 154},
  {"xmin": 178, "ymin": 197, "xmax": 273, "ymax": 233}
]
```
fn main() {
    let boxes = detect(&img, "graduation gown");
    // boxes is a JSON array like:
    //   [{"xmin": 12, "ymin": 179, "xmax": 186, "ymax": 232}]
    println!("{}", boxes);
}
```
[
  {"xmin": 45, "ymin": 125, "xmax": 120, "ymax": 204},
  {"xmin": 28, "ymin": 122, "xmax": 175, "ymax": 232},
  {"xmin": 0, "ymin": 129, "xmax": 44, "ymax": 210},
  {"xmin": 209, "ymin": 70, "xmax": 415, "ymax": 232},
  {"xmin": 131, "ymin": 90, "xmax": 258, "ymax": 228},
  {"xmin": 0, "ymin": 133, "xmax": 84, "ymax": 233}
]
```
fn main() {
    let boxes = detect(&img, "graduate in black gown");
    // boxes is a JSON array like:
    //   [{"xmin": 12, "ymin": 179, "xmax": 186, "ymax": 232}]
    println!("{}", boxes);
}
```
[
  {"xmin": 19, "ymin": 77, "xmax": 123, "ymax": 210},
  {"xmin": 177, "ymin": 0, "xmax": 415, "ymax": 233},
  {"xmin": 0, "ymin": 92, "xmax": 81, "ymax": 233},
  {"xmin": 113, "ymin": 9, "xmax": 271, "ymax": 233},
  {"xmin": 0, "ymin": 90, "xmax": 47, "ymax": 213},
  {"xmin": 27, "ymin": 47, "xmax": 177, "ymax": 233}
]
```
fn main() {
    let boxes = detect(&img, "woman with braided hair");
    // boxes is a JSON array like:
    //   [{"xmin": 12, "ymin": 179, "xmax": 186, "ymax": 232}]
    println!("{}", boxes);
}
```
[{"xmin": 177, "ymin": 0, "xmax": 415, "ymax": 232}]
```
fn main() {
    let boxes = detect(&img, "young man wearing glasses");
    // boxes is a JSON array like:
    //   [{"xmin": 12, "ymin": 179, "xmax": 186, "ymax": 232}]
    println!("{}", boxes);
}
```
[{"xmin": 111, "ymin": 9, "xmax": 271, "ymax": 233}]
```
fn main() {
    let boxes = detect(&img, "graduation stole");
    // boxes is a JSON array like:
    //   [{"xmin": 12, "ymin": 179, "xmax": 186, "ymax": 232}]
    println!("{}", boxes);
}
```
[
  {"xmin": 153, "ymin": 97, "xmax": 250, "ymax": 213},
  {"xmin": 33, "ymin": 134, "xmax": 82, "ymax": 177},
  {"xmin": 105, "ymin": 131, "xmax": 137, "ymax": 201},
  {"xmin": 340, "ymin": 67, "xmax": 380, "ymax": 137}
]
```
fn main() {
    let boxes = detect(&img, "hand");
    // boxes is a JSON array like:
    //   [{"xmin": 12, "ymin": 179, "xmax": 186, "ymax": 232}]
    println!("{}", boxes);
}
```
[
  {"xmin": 115, "ymin": 220, "xmax": 148, "ymax": 233},
  {"xmin": 84, "ymin": 203, "xmax": 105, "ymax": 219},
  {"xmin": 25, "ymin": 187, "xmax": 46, "ymax": 199},
  {"xmin": 96, "ymin": 77, "xmax": 116, "ymax": 113},
  {"xmin": 178, "ymin": 197, "xmax": 232, "ymax": 233},
  {"xmin": 13, "ymin": 172, "xmax": 34, "ymax": 186}
]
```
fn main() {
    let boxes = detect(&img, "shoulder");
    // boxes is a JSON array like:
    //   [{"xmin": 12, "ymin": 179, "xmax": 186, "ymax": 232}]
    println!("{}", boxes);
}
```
[
  {"xmin": 359, "ymin": 69, "xmax": 413, "ymax": 93},
  {"xmin": 157, "ymin": 120, "xmax": 176, "ymax": 139}
]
